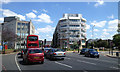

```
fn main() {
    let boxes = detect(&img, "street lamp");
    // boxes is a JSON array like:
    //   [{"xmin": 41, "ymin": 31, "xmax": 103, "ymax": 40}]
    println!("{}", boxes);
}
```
[{"xmin": 92, "ymin": 25, "xmax": 95, "ymax": 48}]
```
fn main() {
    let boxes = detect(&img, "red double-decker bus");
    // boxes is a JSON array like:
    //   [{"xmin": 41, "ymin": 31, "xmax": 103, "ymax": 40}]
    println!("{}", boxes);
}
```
[{"xmin": 26, "ymin": 35, "xmax": 39, "ymax": 48}]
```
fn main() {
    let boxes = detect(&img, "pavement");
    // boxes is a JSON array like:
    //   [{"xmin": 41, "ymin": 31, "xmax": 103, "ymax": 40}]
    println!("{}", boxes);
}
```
[{"xmin": 2, "ymin": 51, "xmax": 120, "ymax": 72}]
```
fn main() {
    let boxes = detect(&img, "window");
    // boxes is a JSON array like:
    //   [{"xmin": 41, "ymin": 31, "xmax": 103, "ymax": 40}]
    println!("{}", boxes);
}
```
[
  {"xmin": 82, "ymin": 40, "xmax": 85, "ymax": 43},
  {"xmin": 60, "ymin": 20, "xmax": 66, "ymax": 23},
  {"xmin": 81, "ymin": 19, "xmax": 86, "ymax": 23},
  {"xmin": 26, "ymin": 23, "xmax": 28, "ymax": 26},
  {"xmin": 28, "ymin": 36, "xmax": 38, "ymax": 41},
  {"xmin": 29, "ymin": 49, "xmax": 42, "ymax": 54},
  {"xmin": 54, "ymin": 49, "xmax": 64, "ymax": 52},
  {"xmin": 28, "ymin": 43, "xmax": 38, "ymax": 47},
  {"xmin": 69, "ymin": 25, "xmax": 79, "ymax": 27},
  {"xmin": 69, "ymin": 30, "xmax": 79, "ymax": 32},
  {"xmin": 70, "ymin": 35, "xmax": 79, "ymax": 37},
  {"xmin": 61, "ymin": 25, "xmax": 67, "ymax": 27},
  {"xmin": 22, "ymin": 23, "xmax": 25, "ymax": 25},
  {"xmin": 17, "ymin": 28, "xmax": 20, "ymax": 30},
  {"xmin": 69, "ymin": 19, "xmax": 80, "ymax": 22},
  {"xmin": 18, "ymin": 23, "xmax": 21, "ymax": 25}
]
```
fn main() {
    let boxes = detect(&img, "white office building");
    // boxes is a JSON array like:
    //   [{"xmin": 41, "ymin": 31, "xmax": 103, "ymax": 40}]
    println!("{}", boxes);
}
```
[{"xmin": 53, "ymin": 14, "xmax": 87, "ymax": 49}]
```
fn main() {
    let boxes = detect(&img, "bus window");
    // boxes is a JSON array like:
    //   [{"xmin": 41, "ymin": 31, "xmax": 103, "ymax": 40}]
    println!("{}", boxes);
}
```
[
  {"xmin": 28, "ymin": 43, "xmax": 38, "ymax": 47},
  {"xmin": 28, "ymin": 36, "xmax": 38, "ymax": 41}
]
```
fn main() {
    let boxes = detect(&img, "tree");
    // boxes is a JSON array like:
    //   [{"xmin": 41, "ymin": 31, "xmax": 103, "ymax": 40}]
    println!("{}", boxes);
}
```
[
  {"xmin": 113, "ymin": 34, "xmax": 120, "ymax": 50},
  {"xmin": 71, "ymin": 42, "xmax": 79, "ymax": 49},
  {"xmin": 2, "ymin": 25, "xmax": 20, "ymax": 49}
]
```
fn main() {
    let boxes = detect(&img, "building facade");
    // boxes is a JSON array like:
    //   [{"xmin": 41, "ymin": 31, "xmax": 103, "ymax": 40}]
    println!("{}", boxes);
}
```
[
  {"xmin": 2, "ymin": 16, "xmax": 35, "ymax": 49},
  {"xmin": 52, "ymin": 14, "xmax": 87, "ymax": 49}
]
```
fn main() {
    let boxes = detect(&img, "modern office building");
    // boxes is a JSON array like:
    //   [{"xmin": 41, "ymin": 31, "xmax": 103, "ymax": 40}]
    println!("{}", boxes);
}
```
[
  {"xmin": 52, "ymin": 14, "xmax": 87, "ymax": 49},
  {"xmin": 2, "ymin": 16, "xmax": 35, "ymax": 49}
]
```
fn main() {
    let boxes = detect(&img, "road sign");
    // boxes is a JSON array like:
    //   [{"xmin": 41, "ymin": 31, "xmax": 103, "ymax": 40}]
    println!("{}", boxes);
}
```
[{"xmin": 0, "ymin": 46, "xmax": 2, "ymax": 50}]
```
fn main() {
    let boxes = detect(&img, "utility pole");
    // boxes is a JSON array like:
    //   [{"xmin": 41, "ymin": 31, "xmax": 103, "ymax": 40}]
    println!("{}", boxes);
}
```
[{"xmin": 92, "ymin": 25, "xmax": 95, "ymax": 49}]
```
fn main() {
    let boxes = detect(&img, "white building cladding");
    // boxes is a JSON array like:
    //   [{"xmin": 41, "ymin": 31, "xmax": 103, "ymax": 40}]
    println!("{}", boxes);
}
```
[
  {"xmin": 2, "ymin": 16, "xmax": 35, "ymax": 49},
  {"xmin": 52, "ymin": 14, "xmax": 87, "ymax": 48}
]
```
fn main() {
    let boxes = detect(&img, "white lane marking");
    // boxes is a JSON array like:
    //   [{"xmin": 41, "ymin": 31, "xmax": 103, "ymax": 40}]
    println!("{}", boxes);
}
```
[
  {"xmin": 55, "ymin": 61, "xmax": 72, "ymax": 68},
  {"xmin": 110, "ymin": 67, "xmax": 119, "ymax": 69},
  {"xmin": 15, "ymin": 54, "xmax": 22, "ymax": 72},
  {"xmin": 77, "ymin": 60, "xmax": 96, "ymax": 65},
  {"xmin": 75, "ymin": 56, "xmax": 117, "ymax": 64},
  {"xmin": 65, "ymin": 57, "xmax": 71, "ymax": 59}
]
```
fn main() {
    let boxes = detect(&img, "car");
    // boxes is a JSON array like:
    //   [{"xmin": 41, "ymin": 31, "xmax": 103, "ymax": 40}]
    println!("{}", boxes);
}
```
[
  {"xmin": 80, "ymin": 48, "xmax": 88, "ymax": 55},
  {"xmin": 46, "ymin": 48, "xmax": 65, "ymax": 60},
  {"xmin": 23, "ymin": 48, "xmax": 44, "ymax": 64},
  {"xmin": 44, "ymin": 48, "xmax": 52, "ymax": 57},
  {"xmin": 85, "ymin": 49, "xmax": 99, "ymax": 58}
]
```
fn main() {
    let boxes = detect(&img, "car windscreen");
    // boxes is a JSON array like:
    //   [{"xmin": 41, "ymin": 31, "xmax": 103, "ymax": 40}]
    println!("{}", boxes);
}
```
[
  {"xmin": 89, "ymin": 49, "xmax": 97, "ymax": 52},
  {"xmin": 28, "ymin": 43, "xmax": 38, "ymax": 46},
  {"xmin": 81, "ymin": 49, "xmax": 86, "ymax": 51},
  {"xmin": 44, "ymin": 49, "xmax": 50, "ymax": 51},
  {"xmin": 54, "ymin": 49, "xmax": 64, "ymax": 52},
  {"xmin": 28, "ymin": 36, "xmax": 38, "ymax": 41},
  {"xmin": 29, "ymin": 49, "xmax": 42, "ymax": 54}
]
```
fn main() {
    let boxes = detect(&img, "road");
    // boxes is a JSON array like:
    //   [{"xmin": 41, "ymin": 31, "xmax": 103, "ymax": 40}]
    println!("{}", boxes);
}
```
[{"xmin": 2, "ymin": 52, "xmax": 120, "ymax": 72}]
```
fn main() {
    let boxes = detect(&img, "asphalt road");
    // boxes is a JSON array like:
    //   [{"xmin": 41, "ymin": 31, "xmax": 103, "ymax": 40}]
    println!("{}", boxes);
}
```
[{"xmin": 2, "ymin": 52, "xmax": 120, "ymax": 72}]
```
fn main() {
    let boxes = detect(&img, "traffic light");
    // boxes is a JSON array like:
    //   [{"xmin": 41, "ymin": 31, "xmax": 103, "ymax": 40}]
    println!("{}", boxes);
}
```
[{"xmin": 44, "ymin": 39, "xmax": 46, "ymax": 45}]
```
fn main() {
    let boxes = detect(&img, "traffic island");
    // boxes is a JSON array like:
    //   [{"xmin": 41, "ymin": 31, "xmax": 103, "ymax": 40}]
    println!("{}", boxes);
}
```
[
  {"xmin": 2, "ymin": 49, "xmax": 20, "ymax": 54},
  {"xmin": 106, "ymin": 54, "xmax": 120, "ymax": 58}
]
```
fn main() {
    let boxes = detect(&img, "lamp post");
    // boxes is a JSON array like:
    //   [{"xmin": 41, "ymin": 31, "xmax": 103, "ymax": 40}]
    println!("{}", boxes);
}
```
[{"xmin": 92, "ymin": 25, "xmax": 95, "ymax": 49}]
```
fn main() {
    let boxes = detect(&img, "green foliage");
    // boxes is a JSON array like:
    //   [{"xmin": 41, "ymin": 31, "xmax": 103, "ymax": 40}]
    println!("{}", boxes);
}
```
[
  {"xmin": 113, "ymin": 34, "xmax": 120, "ymax": 48},
  {"xmin": 70, "ymin": 42, "xmax": 79, "ymax": 49},
  {"xmin": 87, "ymin": 39, "xmax": 109, "ymax": 48}
]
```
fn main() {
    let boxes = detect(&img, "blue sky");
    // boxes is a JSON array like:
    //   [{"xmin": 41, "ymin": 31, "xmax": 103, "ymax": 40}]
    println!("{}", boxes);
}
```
[{"xmin": 0, "ymin": 1, "xmax": 118, "ymax": 41}]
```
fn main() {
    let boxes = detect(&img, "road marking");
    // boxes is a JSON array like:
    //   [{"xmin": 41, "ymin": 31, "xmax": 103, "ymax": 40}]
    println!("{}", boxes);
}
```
[
  {"xmin": 15, "ymin": 54, "xmax": 22, "ymax": 72},
  {"xmin": 110, "ymin": 67, "xmax": 120, "ymax": 69},
  {"xmin": 65, "ymin": 57, "xmax": 71, "ymax": 59},
  {"xmin": 75, "ymin": 56, "xmax": 117, "ymax": 64},
  {"xmin": 55, "ymin": 61, "xmax": 72, "ymax": 68},
  {"xmin": 77, "ymin": 60, "xmax": 96, "ymax": 65}
]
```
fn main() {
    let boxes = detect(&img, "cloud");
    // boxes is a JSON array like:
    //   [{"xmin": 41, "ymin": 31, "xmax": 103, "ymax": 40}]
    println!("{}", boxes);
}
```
[
  {"xmin": 103, "ymin": 32, "xmax": 109, "ymax": 35},
  {"xmin": 90, "ymin": 20, "xmax": 107, "ymax": 27},
  {"xmin": 108, "ymin": 19, "xmax": 118, "ymax": 31},
  {"xmin": 107, "ymin": 14, "xmax": 114, "ymax": 19},
  {"xmin": 86, "ymin": 24, "xmax": 90, "ymax": 29},
  {"xmin": 94, "ymin": 29, "xmax": 99, "ymax": 32},
  {"xmin": 94, "ymin": 0, "xmax": 104, "ymax": 7},
  {"xmin": 42, "ymin": 9, "xmax": 47, "ymax": 12},
  {"xmin": 2, "ymin": 0, "xmax": 11, "ymax": 4},
  {"xmin": 35, "ymin": 25, "xmax": 55, "ymax": 33},
  {"xmin": 0, "ymin": 18, "xmax": 4, "ymax": 23},
  {"xmin": 46, "ymin": 35, "xmax": 49, "ymax": 37},
  {"xmin": 32, "ymin": 10, "xmax": 37, "ymax": 13},
  {"xmin": 34, "ymin": 13, "xmax": 53, "ymax": 23},
  {"xmin": 26, "ymin": 12, "xmax": 36, "ymax": 19},
  {"xmin": 0, "ymin": 9, "xmax": 25, "ymax": 20}
]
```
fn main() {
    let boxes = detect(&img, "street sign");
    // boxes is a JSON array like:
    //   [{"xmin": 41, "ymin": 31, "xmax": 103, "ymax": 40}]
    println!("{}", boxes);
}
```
[{"xmin": 0, "ymin": 46, "xmax": 2, "ymax": 50}]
